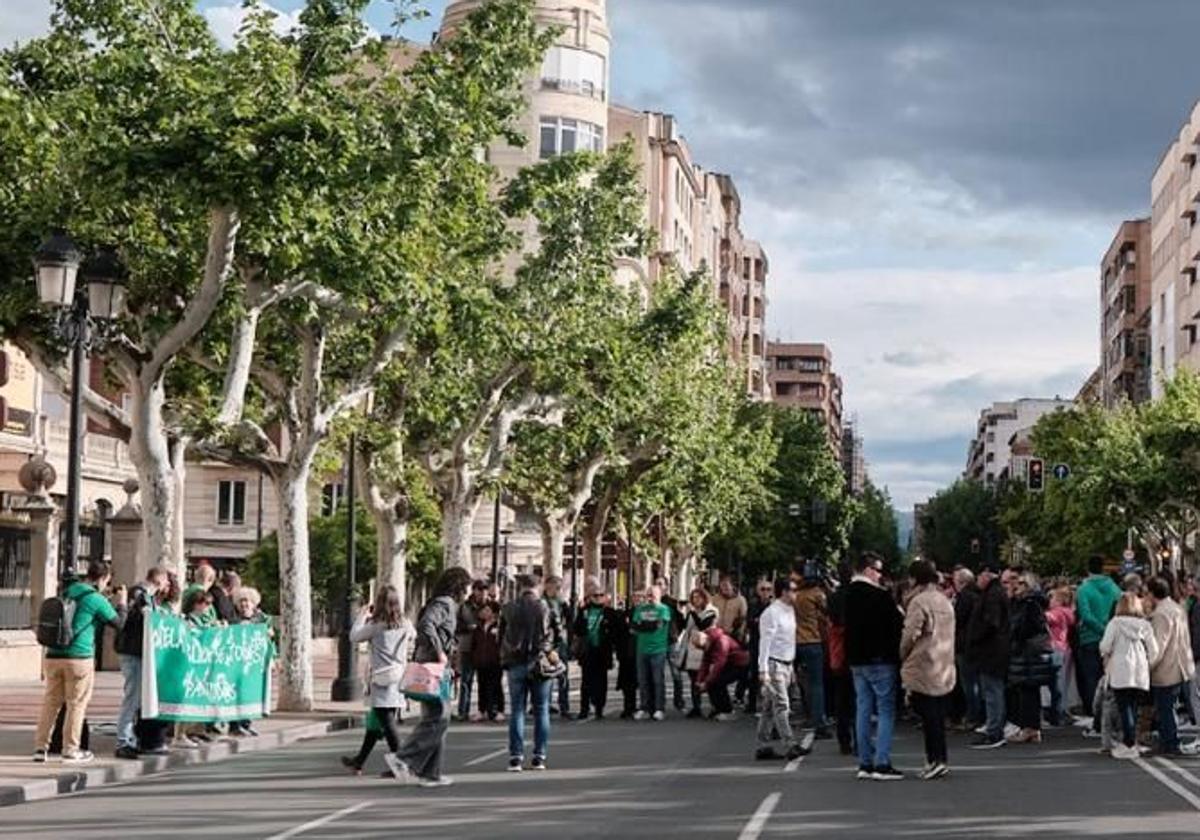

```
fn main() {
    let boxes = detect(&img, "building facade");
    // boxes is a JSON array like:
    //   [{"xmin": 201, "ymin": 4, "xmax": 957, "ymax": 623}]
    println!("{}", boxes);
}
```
[
  {"xmin": 767, "ymin": 342, "xmax": 844, "ymax": 452},
  {"xmin": 964, "ymin": 398, "xmax": 1073, "ymax": 486},
  {"xmin": 1100, "ymin": 219, "xmax": 1152, "ymax": 407},
  {"xmin": 1150, "ymin": 100, "xmax": 1200, "ymax": 396}
]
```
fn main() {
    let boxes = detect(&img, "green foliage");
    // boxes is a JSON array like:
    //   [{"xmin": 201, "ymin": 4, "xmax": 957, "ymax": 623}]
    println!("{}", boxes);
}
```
[
  {"xmin": 848, "ymin": 480, "xmax": 902, "ymax": 569},
  {"xmin": 706, "ymin": 404, "xmax": 853, "ymax": 580},
  {"xmin": 917, "ymin": 479, "xmax": 1001, "ymax": 570}
]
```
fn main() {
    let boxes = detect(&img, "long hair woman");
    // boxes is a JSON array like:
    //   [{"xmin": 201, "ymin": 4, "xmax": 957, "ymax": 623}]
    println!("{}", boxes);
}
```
[
  {"xmin": 341, "ymin": 585, "xmax": 415, "ymax": 775},
  {"xmin": 386, "ymin": 567, "xmax": 472, "ymax": 788}
]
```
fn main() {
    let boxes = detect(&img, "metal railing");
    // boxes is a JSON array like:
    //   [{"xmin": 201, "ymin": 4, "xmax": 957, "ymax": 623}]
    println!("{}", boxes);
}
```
[{"xmin": 0, "ymin": 526, "xmax": 33, "ymax": 630}]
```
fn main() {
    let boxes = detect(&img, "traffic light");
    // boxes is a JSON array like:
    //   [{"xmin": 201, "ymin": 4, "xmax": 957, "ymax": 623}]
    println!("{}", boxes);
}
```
[{"xmin": 1028, "ymin": 458, "xmax": 1045, "ymax": 492}]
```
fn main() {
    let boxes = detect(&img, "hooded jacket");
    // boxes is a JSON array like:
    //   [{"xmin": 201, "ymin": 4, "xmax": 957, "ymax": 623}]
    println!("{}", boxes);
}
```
[{"xmin": 1099, "ymin": 615, "xmax": 1159, "ymax": 691}]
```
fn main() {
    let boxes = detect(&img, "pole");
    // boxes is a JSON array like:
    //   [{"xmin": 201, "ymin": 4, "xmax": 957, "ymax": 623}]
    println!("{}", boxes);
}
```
[
  {"xmin": 331, "ymin": 434, "xmax": 360, "ymax": 701},
  {"xmin": 570, "ymin": 530, "xmax": 579, "ymax": 605},
  {"xmin": 255, "ymin": 473, "xmax": 265, "ymax": 545},
  {"xmin": 62, "ymin": 295, "xmax": 87, "ymax": 581},
  {"xmin": 491, "ymin": 492, "xmax": 501, "ymax": 583}
]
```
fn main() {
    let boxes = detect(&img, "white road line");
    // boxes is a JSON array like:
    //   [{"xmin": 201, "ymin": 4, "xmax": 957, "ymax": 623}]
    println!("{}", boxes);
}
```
[
  {"xmin": 1133, "ymin": 758, "xmax": 1200, "ymax": 811},
  {"xmin": 463, "ymin": 747, "xmax": 510, "ymax": 767},
  {"xmin": 264, "ymin": 800, "xmax": 373, "ymax": 840},
  {"xmin": 738, "ymin": 792, "xmax": 781, "ymax": 840},
  {"xmin": 1154, "ymin": 757, "xmax": 1200, "ymax": 789},
  {"xmin": 783, "ymin": 732, "xmax": 817, "ymax": 773}
]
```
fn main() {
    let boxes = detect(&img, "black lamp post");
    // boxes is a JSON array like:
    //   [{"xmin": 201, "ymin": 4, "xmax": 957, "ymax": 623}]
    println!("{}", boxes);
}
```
[
  {"xmin": 331, "ymin": 433, "xmax": 361, "ymax": 702},
  {"xmin": 32, "ymin": 234, "xmax": 125, "ymax": 581}
]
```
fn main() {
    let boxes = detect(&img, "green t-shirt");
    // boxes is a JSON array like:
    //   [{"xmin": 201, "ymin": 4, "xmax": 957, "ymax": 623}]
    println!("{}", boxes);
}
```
[
  {"xmin": 633, "ymin": 602, "xmax": 671, "ymax": 656},
  {"xmin": 584, "ymin": 604, "xmax": 605, "ymax": 649},
  {"xmin": 47, "ymin": 581, "xmax": 118, "ymax": 660}
]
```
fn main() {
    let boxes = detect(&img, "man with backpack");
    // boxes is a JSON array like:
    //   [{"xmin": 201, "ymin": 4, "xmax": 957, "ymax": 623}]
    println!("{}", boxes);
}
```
[
  {"xmin": 33, "ymin": 559, "xmax": 128, "ymax": 764},
  {"xmin": 113, "ymin": 566, "xmax": 169, "ymax": 759}
]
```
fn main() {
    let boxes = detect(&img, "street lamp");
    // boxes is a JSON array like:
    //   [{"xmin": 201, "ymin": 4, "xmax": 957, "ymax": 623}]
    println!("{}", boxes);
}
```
[
  {"xmin": 330, "ymin": 432, "xmax": 360, "ymax": 702},
  {"xmin": 32, "ymin": 233, "xmax": 126, "ymax": 581}
]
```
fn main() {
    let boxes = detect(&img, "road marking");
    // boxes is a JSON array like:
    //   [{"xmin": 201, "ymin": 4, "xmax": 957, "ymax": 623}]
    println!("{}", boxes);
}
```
[
  {"xmin": 463, "ymin": 747, "xmax": 510, "ymax": 767},
  {"xmin": 783, "ymin": 732, "xmax": 816, "ymax": 772},
  {"xmin": 738, "ymin": 791, "xmax": 781, "ymax": 840},
  {"xmin": 264, "ymin": 800, "xmax": 373, "ymax": 840},
  {"xmin": 1134, "ymin": 758, "xmax": 1200, "ymax": 811},
  {"xmin": 1154, "ymin": 757, "xmax": 1200, "ymax": 789}
]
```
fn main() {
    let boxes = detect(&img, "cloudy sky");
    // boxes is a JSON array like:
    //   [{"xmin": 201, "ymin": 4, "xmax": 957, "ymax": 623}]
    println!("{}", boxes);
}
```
[{"xmin": 6, "ymin": 1, "xmax": 1200, "ymax": 510}]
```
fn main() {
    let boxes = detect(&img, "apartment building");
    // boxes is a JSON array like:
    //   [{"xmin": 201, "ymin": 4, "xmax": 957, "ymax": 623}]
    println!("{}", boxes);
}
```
[
  {"xmin": 964, "ymin": 398, "xmax": 1073, "ymax": 485},
  {"xmin": 767, "ymin": 342, "xmax": 844, "ymax": 452},
  {"xmin": 1150, "ymin": 100, "xmax": 1200, "ymax": 396},
  {"xmin": 1100, "ymin": 220, "xmax": 1153, "ymax": 407}
]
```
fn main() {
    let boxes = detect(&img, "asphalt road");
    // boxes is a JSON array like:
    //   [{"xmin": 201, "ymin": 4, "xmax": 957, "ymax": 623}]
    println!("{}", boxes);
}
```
[{"xmin": 4, "ymin": 711, "xmax": 1200, "ymax": 839}]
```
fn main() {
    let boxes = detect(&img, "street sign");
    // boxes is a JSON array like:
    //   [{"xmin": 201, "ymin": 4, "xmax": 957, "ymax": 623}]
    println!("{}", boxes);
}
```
[{"xmin": 1053, "ymin": 463, "xmax": 1070, "ymax": 481}]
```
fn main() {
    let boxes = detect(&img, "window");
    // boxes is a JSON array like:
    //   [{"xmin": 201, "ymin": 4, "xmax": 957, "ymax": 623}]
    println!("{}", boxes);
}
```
[
  {"xmin": 540, "ymin": 46, "xmax": 606, "ymax": 100},
  {"xmin": 217, "ymin": 480, "xmax": 246, "ymax": 526},
  {"xmin": 539, "ymin": 117, "xmax": 604, "ymax": 159}
]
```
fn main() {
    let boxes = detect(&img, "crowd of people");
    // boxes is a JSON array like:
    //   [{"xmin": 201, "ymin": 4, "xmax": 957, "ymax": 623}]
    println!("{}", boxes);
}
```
[{"xmin": 31, "ymin": 558, "xmax": 269, "ymax": 765}]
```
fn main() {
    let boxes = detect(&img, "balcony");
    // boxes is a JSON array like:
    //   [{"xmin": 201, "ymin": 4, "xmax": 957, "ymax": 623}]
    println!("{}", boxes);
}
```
[{"xmin": 539, "ymin": 77, "xmax": 606, "ymax": 102}]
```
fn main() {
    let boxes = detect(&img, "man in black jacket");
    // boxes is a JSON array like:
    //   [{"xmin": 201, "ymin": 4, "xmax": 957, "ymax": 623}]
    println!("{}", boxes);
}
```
[
  {"xmin": 573, "ymin": 578, "xmax": 617, "ymax": 720},
  {"xmin": 844, "ymin": 552, "xmax": 904, "ymax": 781},
  {"xmin": 113, "ymin": 566, "xmax": 169, "ymax": 759},
  {"xmin": 952, "ymin": 568, "xmax": 982, "ymax": 728},
  {"xmin": 966, "ymin": 565, "xmax": 1010, "ymax": 750},
  {"xmin": 501, "ymin": 575, "xmax": 555, "ymax": 772}
]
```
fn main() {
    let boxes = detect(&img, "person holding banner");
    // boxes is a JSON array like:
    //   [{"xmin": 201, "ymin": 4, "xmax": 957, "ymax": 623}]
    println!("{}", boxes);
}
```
[
  {"xmin": 386, "ymin": 567, "xmax": 472, "ymax": 788},
  {"xmin": 341, "ymin": 585, "xmax": 414, "ymax": 775}
]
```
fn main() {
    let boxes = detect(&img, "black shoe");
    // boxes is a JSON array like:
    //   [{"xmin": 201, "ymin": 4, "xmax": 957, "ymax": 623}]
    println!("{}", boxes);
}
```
[
  {"xmin": 531, "ymin": 755, "xmax": 547, "ymax": 771},
  {"xmin": 856, "ymin": 765, "xmax": 874, "ymax": 780},
  {"xmin": 594, "ymin": 712, "xmax": 604, "ymax": 721},
  {"xmin": 755, "ymin": 747, "xmax": 780, "ymax": 761},
  {"xmin": 577, "ymin": 711, "xmax": 591, "ymax": 721},
  {"xmin": 550, "ymin": 707, "xmax": 561, "ymax": 716},
  {"xmin": 839, "ymin": 742, "xmax": 854, "ymax": 756},
  {"xmin": 969, "ymin": 735, "xmax": 1006, "ymax": 750},
  {"xmin": 871, "ymin": 765, "xmax": 904, "ymax": 781},
  {"xmin": 114, "ymin": 746, "xmax": 140, "ymax": 760},
  {"xmin": 340, "ymin": 755, "xmax": 361, "ymax": 770},
  {"xmin": 785, "ymin": 743, "xmax": 811, "ymax": 761},
  {"xmin": 141, "ymin": 745, "xmax": 169, "ymax": 756},
  {"xmin": 620, "ymin": 710, "xmax": 634, "ymax": 720},
  {"xmin": 813, "ymin": 727, "xmax": 832, "ymax": 740},
  {"xmin": 686, "ymin": 709, "xmax": 703, "ymax": 719}
]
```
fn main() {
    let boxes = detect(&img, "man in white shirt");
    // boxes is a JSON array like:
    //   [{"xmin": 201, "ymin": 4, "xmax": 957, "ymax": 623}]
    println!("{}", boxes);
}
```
[{"xmin": 756, "ymin": 577, "xmax": 809, "ymax": 761}]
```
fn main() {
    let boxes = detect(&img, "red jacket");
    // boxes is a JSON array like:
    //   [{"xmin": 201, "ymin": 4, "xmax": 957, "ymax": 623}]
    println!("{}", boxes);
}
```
[{"xmin": 697, "ymin": 627, "xmax": 749, "ymax": 685}]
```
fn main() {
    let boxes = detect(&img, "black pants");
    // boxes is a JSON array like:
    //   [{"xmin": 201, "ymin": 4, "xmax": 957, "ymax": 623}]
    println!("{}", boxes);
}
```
[
  {"xmin": 351, "ymin": 706, "xmax": 402, "ymax": 769},
  {"xmin": 1016, "ymin": 684, "xmax": 1041, "ymax": 730},
  {"xmin": 580, "ymin": 649, "xmax": 609, "ymax": 715},
  {"xmin": 911, "ymin": 692, "xmax": 948, "ymax": 765},
  {"xmin": 477, "ymin": 666, "xmax": 503, "ymax": 718},
  {"xmin": 136, "ymin": 716, "xmax": 169, "ymax": 752},
  {"xmin": 708, "ymin": 666, "xmax": 745, "ymax": 714},
  {"xmin": 833, "ymin": 671, "xmax": 855, "ymax": 751}
]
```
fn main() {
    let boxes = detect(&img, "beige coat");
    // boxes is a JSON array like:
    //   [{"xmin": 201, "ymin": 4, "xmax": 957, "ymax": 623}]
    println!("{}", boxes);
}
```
[
  {"xmin": 900, "ymin": 585, "xmax": 957, "ymax": 697},
  {"xmin": 1149, "ymin": 597, "xmax": 1196, "ymax": 687},
  {"xmin": 711, "ymin": 592, "xmax": 748, "ymax": 642}
]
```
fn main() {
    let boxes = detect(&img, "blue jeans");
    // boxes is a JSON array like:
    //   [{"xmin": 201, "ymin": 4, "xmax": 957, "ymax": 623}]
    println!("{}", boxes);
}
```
[
  {"xmin": 637, "ymin": 652, "xmax": 666, "ymax": 714},
  {"xmin": 956, "ymin": 654, "xmax": 982, "ymax": 724},
  {"xmin": 507, "ymin": 663, "xmax": 551, "ymax": 760},
  {"xmin": 979, "ymin": 672, "xmax": 1007, "ymax": 742},
  {"xmin": 457, "ymin": 661, "xmax": 476, "ymax": 719},
  {"xmin": 1152, "ymin": 682, "xmax": 1185, "ymax": 753},
  {"xmin": 796, "ymin": 643, "xmax": 827, "ymax": 727},
  {"xmin": 851, "ymin": 664, "xmax": 897, "ymax": 769},
  {"xmin": 117, "ymin": 654, "xmax": 141, "ymax": 749}
]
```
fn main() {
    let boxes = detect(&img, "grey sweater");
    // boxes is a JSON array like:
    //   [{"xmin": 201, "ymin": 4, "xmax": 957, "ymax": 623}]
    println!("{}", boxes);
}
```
[{"xmin": 351, "ymin": 615, "xmax": 414, "ymax": 708}]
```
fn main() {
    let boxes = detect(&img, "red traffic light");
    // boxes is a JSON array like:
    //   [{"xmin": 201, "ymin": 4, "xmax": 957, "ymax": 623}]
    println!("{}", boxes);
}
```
[{"xmin": 1028, "ymin": 458, "xmax": 1045, "ymax": 491}]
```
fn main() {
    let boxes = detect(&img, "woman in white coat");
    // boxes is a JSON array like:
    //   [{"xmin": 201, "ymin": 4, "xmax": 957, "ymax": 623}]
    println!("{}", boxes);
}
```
[
  {"xmin": 1099, "ymin": 592, "xmax": 1159, "ymax": 759},
  {"xmin": 678, "ymin": 589, "xmax": 719, "ymax": 718}
]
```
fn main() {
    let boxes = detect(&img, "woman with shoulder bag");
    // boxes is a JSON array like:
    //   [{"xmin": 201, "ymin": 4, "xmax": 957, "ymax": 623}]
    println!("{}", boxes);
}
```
[
  {"xmin": 386, "ymin": 567, "xmax": 472, "ymax": 788},
  {"xmin": 679, "ymin": 589, "xmax": 719, "ymax": 719},
  {"xmin": 341, "ymin": 585, "xmax": 414, "ymax": 775}
]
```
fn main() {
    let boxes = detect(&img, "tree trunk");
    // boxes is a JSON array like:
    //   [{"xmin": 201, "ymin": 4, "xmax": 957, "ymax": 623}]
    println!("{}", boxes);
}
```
[
  {"xmin": 126, "ymin": 376, "xmax": 182, "ymax": 577},
  {"xmin": 540, "ymin": 517, "xmax": 567, "ymax": 579},
  {"xmin": 356, "ymin": 446, "xmax": 410, "ymax": 610},
  {"xmin": 441, "ymin": 494, "xmax": 480, "ymax": 570},
  {"xmin": 274, "ymin": 451, "xmax": 316, "ymax": 712}
]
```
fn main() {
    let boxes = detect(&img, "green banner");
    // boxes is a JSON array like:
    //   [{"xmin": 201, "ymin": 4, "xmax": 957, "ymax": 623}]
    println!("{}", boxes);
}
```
[{"xmin": 141, "ymin": 609, "xmax": 274, "ymax": 722}]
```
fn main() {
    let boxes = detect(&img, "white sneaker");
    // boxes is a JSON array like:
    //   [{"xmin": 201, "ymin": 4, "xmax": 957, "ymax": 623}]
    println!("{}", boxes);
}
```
[
  {"xmin": 1111, "ymin": 744, "xmax": 1138, "ymax": 760},
  {"xmin": 32, "ymin": 749, "xmax": 47, "ymax": 763},
  {"xmin": 1180, "ymin": 740, "xmax": 1200, "ymax": 756},
  {"xmin": 1003, "ymin": 723, "xmax": 1021, "ymax": 740},
  {"xmin": 633, "ymin": 711, "xmax": 649, "ymax": 721},
  {"xmin": 652, "ymin": 711, "xmax": 665, "ymax": 722},
  {"xmin": 468, "ymin": 712, "xmax": 483, "ymax": 723},
  {"xmin": 418, "ymin": 776, "xmax": 453, "ymax": 788},
  {"xmin": 61, "ymin": 750, "xmax": 95, "ymax": 765},
  {"xmin": 714, "ymin": 713, "xmax": 739, "ymax": 722},
  {"xmin": 383, "ymin": 753, "xmax": 413, "ymax": 784},
  {"xmin": 973, "ymin": 724, "xmax": 987, "ymax": 735}
]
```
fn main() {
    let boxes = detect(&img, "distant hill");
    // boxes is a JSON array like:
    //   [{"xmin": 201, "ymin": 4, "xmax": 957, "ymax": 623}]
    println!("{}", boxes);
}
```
[{"xmin": 895, "ymin": 509, "xmax": 915, "ymax": 551}]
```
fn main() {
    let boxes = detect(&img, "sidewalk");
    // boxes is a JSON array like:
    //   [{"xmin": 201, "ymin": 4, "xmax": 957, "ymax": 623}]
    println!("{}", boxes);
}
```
[{"xmin": 0, "ymin": 651, "xmax": 363, "ymax": 807}]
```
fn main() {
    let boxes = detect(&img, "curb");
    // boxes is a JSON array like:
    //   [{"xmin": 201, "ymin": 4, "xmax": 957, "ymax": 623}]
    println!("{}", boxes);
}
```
[{"xmin": 0, "ymin": 715, "xmax": 358, "ymax": 808}]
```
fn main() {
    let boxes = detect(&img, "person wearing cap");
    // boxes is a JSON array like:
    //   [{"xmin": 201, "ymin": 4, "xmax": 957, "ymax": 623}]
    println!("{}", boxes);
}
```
[
  {"xmin": 573, "ymin": 577, "xmax": 618, "ymax": 720},
  {"xmin": 794, "ymin": 561, "xmax": 831, "ymax": 739},
  {"xmin": 845, "ymin": 551, "xmax": 904, "ymax": 780},
  {"xmin": 967, "ymin": 564, "xmax": 1010, "ymax": 750}
]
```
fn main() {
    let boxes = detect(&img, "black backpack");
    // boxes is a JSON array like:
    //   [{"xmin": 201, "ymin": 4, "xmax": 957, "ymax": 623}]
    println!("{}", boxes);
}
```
[{"xmin": 36, "ymin": 593, "xmax": 78, "ymax": 648}]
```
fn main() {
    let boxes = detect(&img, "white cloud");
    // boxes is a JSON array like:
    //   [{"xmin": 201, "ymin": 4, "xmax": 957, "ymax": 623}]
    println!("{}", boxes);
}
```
[
  {"xmin": 0, "ymin": 1, "xmax": 51, "ymax": 46},
  {"xmin": 203, "ymin": 3, "xmax": 305, "ymax": 49}
]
